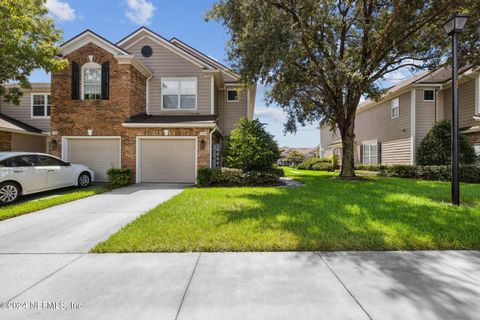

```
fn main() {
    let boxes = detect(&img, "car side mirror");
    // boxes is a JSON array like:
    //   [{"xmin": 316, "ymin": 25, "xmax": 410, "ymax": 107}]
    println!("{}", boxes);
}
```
[{"xmin": 64, "ymin": 162, "xmax": 71, "ymax": 166}]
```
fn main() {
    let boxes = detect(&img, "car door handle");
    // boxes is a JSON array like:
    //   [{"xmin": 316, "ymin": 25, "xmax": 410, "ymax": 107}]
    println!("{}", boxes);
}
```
[
  {"xmin": 13, "ymin": 170, "xmax": 23, "ymax": 173},
  {"xmin": 47, "ymin": 170, "xmax": 55, "ymax": 172}
]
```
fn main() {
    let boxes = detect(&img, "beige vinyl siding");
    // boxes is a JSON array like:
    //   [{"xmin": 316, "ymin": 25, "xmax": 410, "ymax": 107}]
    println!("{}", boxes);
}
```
[
  {"xmin": 436, "ymin": 90, "xmax": 445, "ymax": 122},
  {"xmin": 415, "ymin": 89, "xmax": 437, "ymax": 150},
  {"xmin": 0, "ymin": 91, "xmax": 51, "ymax": 132},
  {"xmin": 443, "ymin": 78, "xmax": 477, "ymax": 129},
  {"xmin": 381, "ymin": 138, "xmax": 411, "ymax": 164},
  {"xmin": 218, "ymin": 88, "xmax": 248, "ymax": 134},
  {"xmin": 11, "ymin": 134, "xmax": 46, "ymax": 153},
  {"xmin": 126, "ymin": 37, "xmax": 211, "ymax": 115},
  {"xmin": 320, "ymin": 126, "xmax": 340, "ymax": 157}
]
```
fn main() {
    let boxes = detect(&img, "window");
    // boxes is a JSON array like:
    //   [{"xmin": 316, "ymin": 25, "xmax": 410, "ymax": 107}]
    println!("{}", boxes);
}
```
[
  {"xmin": 227, "ymin": 90, "xmax": 239, "ymax": 102},
  {"xmin": 31, "ymin": 94, "xmax": 51, "ymax": 118},
  {"xmin": 423, "ymin": 89, "xmax": 435, "ymax": 101},
  {"xmin": 10, "ymin": 155, "xmax": 36, "ymax": 167},
  {"xmin": 362, "ymin": 144, "xmax": 378, "ymax": 165},
  {"xmin": 475, "ymin": 144, "xmax": 480, "ymax": 161},
  {"xmin": 36, "ymin": 155, "xmax": 66, "ymax": 166},
  {"xmin": 82, "ymin": 62, "xmax": 101, "ymax": 100},
  {"xmin": 391, "ymin": 97, "xmax": 400, "ymax": 119},
  {"xmin": 162, "ymin": 78, "xmax": 197, "ymax": 110}
]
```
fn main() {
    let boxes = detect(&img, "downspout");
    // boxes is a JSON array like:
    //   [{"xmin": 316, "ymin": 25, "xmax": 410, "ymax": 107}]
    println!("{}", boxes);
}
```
[
  {"xmin": 146, "ymin": 75, "xmax": 153, "ymax": 115},
  {"xmin": 209, "ymin": 127, "xmax": 218, "ymax": 168}
]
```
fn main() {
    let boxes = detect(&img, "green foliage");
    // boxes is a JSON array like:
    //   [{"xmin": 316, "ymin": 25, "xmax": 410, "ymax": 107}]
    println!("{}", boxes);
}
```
[
  {"xmin": 329, "ymin": 154, "xmax": 340, "ymax": 169},
  {"xmin": 284, "ymin": 150, "xmax": 305, "ymax": 164},
  {"xmin": 207, "ymin": 1, "xmax": 479, "ymax": 177},
  {"xmin": 0, "ymin": 0, "xmax": 67, "ymax": 104},
  {"xmin": 354, "ymin": 164, "xmax": 480, "ymax": 183},
  {"xmin": 296, "ymin": 157, "xmax": 330, "ymax": 170},
  {"xmin": 223, "ymin": 118, "xmax": 280, "ymax": 171},
  {"xmin": 197, "ymin": 167, "xmax": 283, "ymax": 187},
  {"xmin": 312, "ymin": 162, "xmax": 334, "ymax": 171},
  {"xmin": 417, "ymin": 120, "xmax": 477, "ymax": 165},
  {"xmin": 107, "ymin": 168, "xmax": 132, "ymax": 186}
]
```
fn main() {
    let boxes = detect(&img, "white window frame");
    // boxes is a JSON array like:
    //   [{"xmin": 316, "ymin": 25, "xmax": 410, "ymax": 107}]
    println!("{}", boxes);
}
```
[
  {"xmin": 31, "ymin": 93, "xmax": 51, "ymax": 119},
  {"xmin": 391, "ymin": 97, "xmax": 400, "ymax": 119},
  {"xmin": 423, "ymin": 89, "xmax": 435, "ymax": 102},
  {"xmin": 362, "ymin": 143, "xmax": 378, "ymax": 165},
  {"xmin": 227, "ymin": 89, "xmax": 240, "ymax": 102},
  {"xmin": 474, "ymin": 143, "xmax": 480, "ymax": 159},
  {"xmin": 161, "ymin": 77, "xmax": 198, "ymax": 110},
  {"xmin": 81, "ymin": 62, "xmax": 102, "ymax": 100},
  {"xmin": 475, "ymin": 75, "xmax": 480, "ymax": 115}
]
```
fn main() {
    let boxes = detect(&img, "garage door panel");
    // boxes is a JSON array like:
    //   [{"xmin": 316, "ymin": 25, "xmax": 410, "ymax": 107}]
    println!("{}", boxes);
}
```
[
  {"xmin": 67, "ymin": 138, "xmax": 120, "ymax": 182},
  {"xmin": 140, "ymin": 139, "xmax": 196, "ymax": 183}
]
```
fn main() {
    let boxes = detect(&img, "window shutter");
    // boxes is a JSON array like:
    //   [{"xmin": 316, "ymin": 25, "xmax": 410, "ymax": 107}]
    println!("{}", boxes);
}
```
[
  {"xmin": 71, "ymin": 62, "xmax": 80, "ymax": 100},
  {"xmin": 360, "ymin": 145, "xmax": 364, "ymax": 164},
  {"xmin": 101, "ymin": 61, "xmax": 110, "ymax": 100},
  {"xmin": 377, "ymin": 142, "xmax": 382, "ymax": 164}
]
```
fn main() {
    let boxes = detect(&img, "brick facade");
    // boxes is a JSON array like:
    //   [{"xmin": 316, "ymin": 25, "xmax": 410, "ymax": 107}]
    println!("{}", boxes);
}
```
[
  {"xmin": 466, "ymin": 132, "xmax": 480, "ymax": 145},
  {"xmin": 0, "ymin": 131, "xmax": 12, "ymax": 151},
  {"xmin": 48, "ymin": 42, "xmax": 212, "ymax": 182}
]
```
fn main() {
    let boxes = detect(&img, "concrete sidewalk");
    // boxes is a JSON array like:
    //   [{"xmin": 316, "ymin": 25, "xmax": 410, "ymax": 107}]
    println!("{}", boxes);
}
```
[{"xmin": 1, "ymin": 251, "xmax": 479, "ymax": 320}]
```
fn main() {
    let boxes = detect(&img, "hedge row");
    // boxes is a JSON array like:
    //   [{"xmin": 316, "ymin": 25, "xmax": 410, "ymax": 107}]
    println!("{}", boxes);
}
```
[
  {"xmin": 197, "ymin": 167, "xmax": 284, "ymax": 187},
  {"xmin": 297, "ymin": 156, "xmax": 338, "ymax": 170},
  {"xmin": 106, "ymin": 168, "xmax": 132, "ymax": 186},
  {"xmin": 355, "ymin": 164, "xmax": 480, "ymax": 183}
]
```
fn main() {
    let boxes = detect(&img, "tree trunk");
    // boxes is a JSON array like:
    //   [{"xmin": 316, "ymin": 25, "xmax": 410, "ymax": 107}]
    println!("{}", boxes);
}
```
[{"xmin": 339, "ymin": 125, "xmax": 356, "ymax": 177}]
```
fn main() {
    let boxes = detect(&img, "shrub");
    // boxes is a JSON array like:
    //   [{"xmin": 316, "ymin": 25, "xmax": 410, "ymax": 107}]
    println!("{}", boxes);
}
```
[
  {"xmin": 297, "ymin": 157, "xmax": 330, "ymax": 170},
  {"xmin": 197, "ymin": 167, "xmax": 284, "ymax": 186},
  {"xmin": 417, "ymin": 120, "xmax": 476, "ymax": 165},
  {"xmin": 223, "ymin": 118, "xmax": 280, "ymax": 171},
  {"xmin": 355, "ymin": 164, "xmax": 387, "ymax": 172},
  {"xmin": 197, "ymin": 167, "xmax": 213, "ymax": 187},
  {"xmin": 106, "ymin": 168, "xmax": 132, "ymax": 186},
  {"xmin": 312, "ymin": 162, "xmax": 334, "ymax": 171},
  {"xmin": 329, "ymin": 154, "xmax": 340, "ymax": 169}
]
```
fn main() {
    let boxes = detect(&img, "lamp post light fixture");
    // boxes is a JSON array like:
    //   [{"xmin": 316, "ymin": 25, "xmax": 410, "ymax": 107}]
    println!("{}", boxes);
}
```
[{"xmin": 443, "ymin": 12, "xmax": 468, "ymax": 206}]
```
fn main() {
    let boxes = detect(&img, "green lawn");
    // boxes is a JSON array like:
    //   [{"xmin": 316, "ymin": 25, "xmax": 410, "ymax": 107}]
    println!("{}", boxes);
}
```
[
  {"xmin": 0, "ymin": 185, "xmax": 112, "ymax": 221},
  {"xmin": 92, "ymin": 168, "xmax": 480, "ymax": 252}
]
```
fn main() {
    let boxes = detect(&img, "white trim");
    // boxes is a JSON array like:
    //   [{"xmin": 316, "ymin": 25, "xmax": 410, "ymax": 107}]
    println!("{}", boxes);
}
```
[
  {"xmin": 422, "ymin": 89, "xmax": 435, "ymax": 102},
  {"xmin": 247, "ymin": 88, "xmax": 250, "ymax": 114},
  {"xmin": 30, "ymin": 93, "xmax": 51, "ymax": 119},
  {"xmin": 146, "ymin": 75, "xmax": 153, "ymax": 115},
  {"xmin": 227, "ymin": 89, "xmax": 240, "ymax": 102},
  {"xmin": 391, "ymin": 97, "xmax": 400, "ymax": 119},
  {"xmin": 61, "ymin": 136, "xmax": 122, "ymax": 181},
  {"xmin": 60, "ymin": 31, "xmax": 129, "ymax": 57},
  {"xmin": 80, "ymin": 62, "xmax": 102, "ymax": 100},
  {"xmin": 209, "ymin": 127, "xmax": 217, "ymax": 168},
  {"xmin": 475, "ymin": 75, "xmax": 480, "ymax": 115},
  {"xmin": 119, "ymin": 32, "xmax": 211, "ymax": 69},
  {"xmin": 160, "ymin": 77, "xmax": 198, "ymax": 111},
  {"xmin": 114, "ymin": 55, "xmax": 152, "ymax": 77},
  {"xmin": 0, "ymin": 128, "xmax": 46, "ymax": 136},
  {"xmin": 135, "ymin": 136, "xmax": 198, "ymax": 184},
  {"xmin": 122, "ymin": 122, "xmax": 215, "ymax": 128},
  {"xmin": 410, "ymin": 89, "xmax": 416, "ymax": 165},
  {"xmin": 210, "ymin": 76, "xmax": 215, "ymax": 115}
]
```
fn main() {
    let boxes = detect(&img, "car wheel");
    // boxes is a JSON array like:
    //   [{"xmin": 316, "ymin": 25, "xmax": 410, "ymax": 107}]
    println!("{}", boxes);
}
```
[
  {"xmin": 0, "ymin": 182, "xmax": 21, "ymax": 205},
  {"xmin": 78, "ymin": 172, "xmax": 91, "ymax": 188}
]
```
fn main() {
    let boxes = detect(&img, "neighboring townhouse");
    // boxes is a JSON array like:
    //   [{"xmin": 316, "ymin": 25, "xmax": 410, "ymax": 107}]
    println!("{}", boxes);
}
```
[
  {"xmin": 0, "ymin": 83, "xmax": 50, "ymax": 153},
  {"xmin": 320, "ymin": 66, "xmax": 480, "ymax": 165},
  {"xmin": 277, "ymin": 147, "xmax": 316, "ymax": 166},
  {"xmin": 1, "ymin": 27, "xmax": 255, "ymax": 183}
]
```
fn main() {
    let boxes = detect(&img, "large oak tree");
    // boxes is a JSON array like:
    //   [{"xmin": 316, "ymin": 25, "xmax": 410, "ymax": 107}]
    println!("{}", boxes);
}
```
[
  {"xmin": 207, "ymin": 0, "xmax": 480, "ymax": 177},
  {"xmin": 0, "ymin": 0, "xmax": 66, "ymax": 104}
]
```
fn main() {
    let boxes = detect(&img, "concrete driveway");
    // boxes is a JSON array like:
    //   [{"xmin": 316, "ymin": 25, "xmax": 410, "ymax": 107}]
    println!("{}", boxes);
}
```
[
  {"xmin": 0, "ymin": 251, "xmax": 479, "ymax": 320},
  {"xmin": 0, "ymin": 183, "xmax": 186, "ymax": 253}
]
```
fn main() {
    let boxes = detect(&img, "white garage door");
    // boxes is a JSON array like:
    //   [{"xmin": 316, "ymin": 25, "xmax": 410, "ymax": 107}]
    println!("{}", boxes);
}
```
[
  {"xmin": 139, "ymin": 138, "xmax": 196, "ymax": 183},
  {"xmin": 66, "ymin": 138, "xmax": 120, "ymax": 182}
]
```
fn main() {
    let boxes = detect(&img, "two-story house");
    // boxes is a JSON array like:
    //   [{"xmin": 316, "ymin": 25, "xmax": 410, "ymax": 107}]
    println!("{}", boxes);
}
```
[
  {"xmin": 320, "ymin": 66, "xmax": 480, "ymax": 165},
  {"xmin": 0, "ymin": 27, "xmax": 256, "ymax": 183}
]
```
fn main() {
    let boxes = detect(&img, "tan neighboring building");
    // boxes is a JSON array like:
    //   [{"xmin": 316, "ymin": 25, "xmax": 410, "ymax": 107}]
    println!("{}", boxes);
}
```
[
  {"xmin": 320, "ymin": 67, "xmax": 480, "ymax": 165},
  {"xmin": 277, "ymin": 147, "xmax": 317, "ymax": 166}
]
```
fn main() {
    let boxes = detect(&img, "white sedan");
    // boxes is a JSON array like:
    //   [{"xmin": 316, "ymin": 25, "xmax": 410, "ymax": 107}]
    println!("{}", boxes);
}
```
[{"xmin": 0, "ymin": 152, "xmax": 95, "ymax": 205}]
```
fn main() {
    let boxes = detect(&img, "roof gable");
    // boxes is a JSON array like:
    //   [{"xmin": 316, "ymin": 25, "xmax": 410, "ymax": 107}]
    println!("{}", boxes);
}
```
[
  {"xmin": 117, "ymin": 27, "xmax": 213, "ymax": 69},
  {"xmin": 59, "ymin": 30, "xmax": 130, "ymax": 57}
]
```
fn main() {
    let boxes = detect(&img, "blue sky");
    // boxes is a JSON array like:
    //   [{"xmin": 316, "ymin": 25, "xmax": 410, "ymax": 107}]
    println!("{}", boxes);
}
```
[{"xmin": 34, "ymin": 0, "xmax": 410, "ymax": 148}]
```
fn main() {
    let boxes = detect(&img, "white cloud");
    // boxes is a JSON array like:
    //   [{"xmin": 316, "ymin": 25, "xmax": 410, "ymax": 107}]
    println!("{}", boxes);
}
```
[
  {"xmin": 45, "ymin": 0, "xmax": 76, "ymax": 22},
  {"xmin": 254, "ymin": 107, "xmax": 286, "ymax": 123},
  {"xmin": 125, "ymin": 0, "xmax": 156, "ymax": 25}
]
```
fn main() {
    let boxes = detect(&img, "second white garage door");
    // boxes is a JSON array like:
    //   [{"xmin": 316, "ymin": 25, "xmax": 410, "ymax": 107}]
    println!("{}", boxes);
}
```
[
  {"xmin": 139, "ymin": 138, "xmax": 196, "ymax": 183},
  {"xmin": 66, "ymin": 138, "xmax": 121, "ymax": 182}
]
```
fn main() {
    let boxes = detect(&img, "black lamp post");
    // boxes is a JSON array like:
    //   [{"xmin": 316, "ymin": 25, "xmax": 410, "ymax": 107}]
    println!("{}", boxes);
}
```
[{"xmin": 443, "ymin": 12, "xmax": 468, "ymax": 206}]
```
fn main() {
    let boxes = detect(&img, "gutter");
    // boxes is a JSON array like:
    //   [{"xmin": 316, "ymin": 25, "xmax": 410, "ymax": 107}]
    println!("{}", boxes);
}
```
[
  {"xmin": 122, "ymin": 122, "xmax": 216, "ymax": 128},
  {"xmin": 146, "ymin": 75, "xmax": 153, "ymax": 115}
]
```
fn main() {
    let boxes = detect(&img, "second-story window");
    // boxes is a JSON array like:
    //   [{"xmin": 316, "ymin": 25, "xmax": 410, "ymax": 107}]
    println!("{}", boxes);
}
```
[
  {"xmin": 424, "ymin": 89, "xmax": 435, "ymax": 101},
  {"xmin": 227, "ymin": 90, "xmax": 239, "ymax": 102},
  {"xmin": 31, "ymin": 94, "xmax": 51, "ymax": 118},
  {"xmin": 82, "ymin": 62, "xmax": 101, "ymax": 100},
  {"xmin": 162, "ymin": 78, "xmax": 197, "ymax": 110},
  {"xmin": 391, "ymin": 97, "xmax": 400, "ymax": 119}
]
